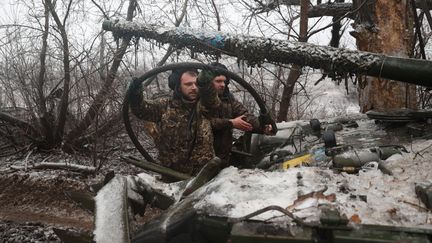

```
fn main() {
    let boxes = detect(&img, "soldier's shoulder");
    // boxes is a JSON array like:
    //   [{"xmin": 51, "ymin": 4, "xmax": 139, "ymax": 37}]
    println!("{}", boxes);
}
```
[{"xmin": 151, "ymin": 97, "xmax": 171, "ymax": 105}]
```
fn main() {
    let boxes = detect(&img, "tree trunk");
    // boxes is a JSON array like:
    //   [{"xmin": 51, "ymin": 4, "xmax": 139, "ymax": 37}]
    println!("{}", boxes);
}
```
[
  {"xmin": 329, "ymin": 0, "xmax": 344, "ymax": 48},
  {"xmin": 46, "ymin": 0, "xmax": 72, "ymax": 144},
  {"xmin": 36, "ymin": 2, "xmax": 54, "ymax": 147},
  {"xmin": 277, "ymin": 67, "xmax": 302, "ymax": 122},
  {"xmin": 270, "ymin": 67, "xmax": 282, "ymax": 115},
  {"xmin": 277, "ymin": 0, "xmax": 308, "ymax": 122},
  {"xmin": 351, "ymin": 0, "xmax": 417, "ymax": 112}
]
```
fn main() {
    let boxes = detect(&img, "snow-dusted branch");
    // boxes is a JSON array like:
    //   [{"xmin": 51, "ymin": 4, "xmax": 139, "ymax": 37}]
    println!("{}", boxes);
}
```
[
  {"xmin": 10, "ymin": 162, "xmax": 96, "ymax": 174},
  {"xmin": 0, "ymin": 111, "xmax": 40, "ymax": 137},
  {"xmin": 252, "ymin": 0, "xmax": 432, "ymax": 18}
]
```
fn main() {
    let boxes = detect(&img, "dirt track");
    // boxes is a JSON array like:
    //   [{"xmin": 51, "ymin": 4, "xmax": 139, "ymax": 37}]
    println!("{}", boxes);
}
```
[
  {"xmin": 0, "ymin": 173, "xmax": 93, "ymax": 227},
  {"xmin": 0, "ymin": 171, "xmax": 93, "ymax": 242},
  {"xmin": 0, "ymin": 141, "xmax": 157, "ymax": 242},
  {"xmin": 0, "ymin": 126, "xmax": 159, "ymax": 241}
]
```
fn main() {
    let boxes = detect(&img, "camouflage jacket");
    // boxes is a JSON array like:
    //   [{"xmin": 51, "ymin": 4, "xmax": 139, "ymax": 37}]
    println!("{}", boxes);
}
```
[
  {"xmin": 130, "ymin": 85, "xmax": 219, "ymax": 176},
  {"xmin": 210, "ymin": 94, "xmax": 263, "ymax": 161}
]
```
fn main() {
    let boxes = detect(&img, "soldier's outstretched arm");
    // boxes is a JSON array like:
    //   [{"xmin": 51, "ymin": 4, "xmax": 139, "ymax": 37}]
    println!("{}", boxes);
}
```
[
  {"xmin": 128, "ymin": 79, "xmax": 167, "ymax": 122},
  {"xmin": 210, "ymin": 117, "xmax": 233, "ymax": 131},
  {"xmin": 231, "ymin": 99, "xmax": 263, "ymax": 133}
]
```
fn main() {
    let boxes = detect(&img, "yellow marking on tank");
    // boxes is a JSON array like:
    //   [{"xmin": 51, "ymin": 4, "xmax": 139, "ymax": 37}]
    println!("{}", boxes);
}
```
[{"xmin": 281, "ymin": 154, "xmax": 312, "ymax": 169}]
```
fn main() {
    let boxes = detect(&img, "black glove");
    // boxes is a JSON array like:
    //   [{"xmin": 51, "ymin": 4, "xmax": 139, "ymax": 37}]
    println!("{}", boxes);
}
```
[
  {"xmin": 128, "ymin": 78, "xmax": 144, "ymax": 106},
  {"xmin": 128, "ymin": 77, "xmax": 143, "ymax": 96},
  {"xmin": 197, "ymin": 69, "xmax": 216, "ymax": 87}
]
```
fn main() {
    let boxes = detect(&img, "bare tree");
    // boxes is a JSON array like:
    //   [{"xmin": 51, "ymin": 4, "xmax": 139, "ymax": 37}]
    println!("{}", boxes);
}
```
[
  {"xmin": 0, "ymin": 0, "xmax": 138, "ymax": 153},
  {"xmin": 0, "ymin": 0, "xmax": 201, "ymax": 156},
  {"xmin": 62, "ymin": 0, "xmax": 138, "ymax": 152}
]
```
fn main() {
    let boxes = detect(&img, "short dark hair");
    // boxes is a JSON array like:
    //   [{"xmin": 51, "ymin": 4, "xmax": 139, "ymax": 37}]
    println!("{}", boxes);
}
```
[
  {"xmin": 168, "ymin": 68, "xmax": 198, "ymax": 90},
  {"xmin": 209, "ymin": 62, "xmax": 230, "ymax": 84}
]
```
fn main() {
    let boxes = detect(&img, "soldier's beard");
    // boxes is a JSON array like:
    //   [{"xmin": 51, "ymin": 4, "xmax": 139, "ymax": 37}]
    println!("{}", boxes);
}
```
[{"xmin": 183, "ymin": 92, "xmax": 197, "ymax": 102}]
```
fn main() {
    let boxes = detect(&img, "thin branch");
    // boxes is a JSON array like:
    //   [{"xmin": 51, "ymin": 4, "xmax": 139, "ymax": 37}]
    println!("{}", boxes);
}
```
[
  {"xmin": 0, "ymin": 111, "xmax": 40, "ymax": 137},
  {"xmin": 63, "ymin": 0, "xmax": 73, "ymax": 26},
  {"xmin": 307, "ymin": 0, "xmax": 371, "ymax": 38},
  {"xmin": 91, "ymin": 0, "xmax": 110, "ymax": 20},
  {"xmin": 210, "ymin": 0, "xmax": 221, "ymax": 31}
]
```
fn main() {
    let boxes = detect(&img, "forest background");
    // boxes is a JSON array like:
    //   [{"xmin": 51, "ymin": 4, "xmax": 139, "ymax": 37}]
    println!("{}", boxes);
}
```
[{"xmin": 0, "ymin": 0, "xmax": 431, "ymax": 163}]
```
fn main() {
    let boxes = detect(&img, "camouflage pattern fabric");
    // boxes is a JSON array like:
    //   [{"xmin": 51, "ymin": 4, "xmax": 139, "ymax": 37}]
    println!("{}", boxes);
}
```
[
  {"xmin": 129, "ymin": 83, "xmax": 218, "ymax": 176},
  {"xmin": 196, "ymin": 68, "xmax": 265, "ymax": 162},
  {"xmin": 210, "ymin": 94, "xmax": 263, "ymax": 162}
]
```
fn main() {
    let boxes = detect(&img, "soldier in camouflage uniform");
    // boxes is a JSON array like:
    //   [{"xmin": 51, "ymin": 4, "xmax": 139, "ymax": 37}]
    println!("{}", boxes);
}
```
[
  {"xmin": 205, "ymin": 63, "xmax": 273, "ymax": 162},
  {"xmin": 129, "ymin": 68, "xmax": 219, "ymax": 175}
]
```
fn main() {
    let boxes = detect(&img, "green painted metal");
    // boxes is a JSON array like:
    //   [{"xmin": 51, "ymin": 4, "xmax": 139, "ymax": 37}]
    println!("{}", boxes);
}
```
[
  {"xmin": 230, "ymin": 222, "xmax": 314, "ymax": 243},
  {"xmin": 102, "ymin": 20, "xmax": 432, "ymax": 87},
  {"xmin": 195, "ymin": 216, "xmax": 232, "ymax": 243},
  {"xmin": 333, "ymin": 229, "xmax": 430, "ymax": 243}
]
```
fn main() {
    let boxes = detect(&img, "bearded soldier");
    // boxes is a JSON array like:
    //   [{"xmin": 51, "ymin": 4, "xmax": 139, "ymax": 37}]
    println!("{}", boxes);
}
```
[
  {"xmin": 129, "ymin": 68, "xmax": 219, "ymax": 175},
  {"xmin": 203, "ymin": 63, "xmax": 273, "ymax": 163}
]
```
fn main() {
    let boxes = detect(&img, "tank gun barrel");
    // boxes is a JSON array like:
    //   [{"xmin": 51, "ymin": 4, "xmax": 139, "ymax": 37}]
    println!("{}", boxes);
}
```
[{"xmin": 103, "ymin": 20, "xmax": 432, "ymax": 86}]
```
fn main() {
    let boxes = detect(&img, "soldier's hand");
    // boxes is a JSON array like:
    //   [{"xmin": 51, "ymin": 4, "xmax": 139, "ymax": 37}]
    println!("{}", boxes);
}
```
[
  {"xmin": 230, "ymin": 115, "xmax": 253, "ymax": 131},
  {"xmin": 197, "ymin": 69, "xmax": 216, "ymax": 87},
  {"xmin": 128, "ymin": 77, "xmax": 143, "ymax": 94}
]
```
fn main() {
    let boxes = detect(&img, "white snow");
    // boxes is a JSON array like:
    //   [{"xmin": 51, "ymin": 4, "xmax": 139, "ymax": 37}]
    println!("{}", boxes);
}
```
[
  {"xmin": 136, "ymin": 172, "xmax": 185, "ymax": 200},
  {"xmin": 193, "ymin": 167, "xmax": 309, "ymax": 221},
  {"xmin": 94, "ymin": 175, "xmax": 129, "ymax": 243},
  {"xmin": 187, "ymin": 137, "xmax": 432, "ymax": 227}
]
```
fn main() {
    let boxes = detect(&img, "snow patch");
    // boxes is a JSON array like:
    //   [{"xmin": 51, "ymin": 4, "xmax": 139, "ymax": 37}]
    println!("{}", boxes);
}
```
[
  {"xmin": 94, "ymin": 176, "xmax": 128, "ymax": 243},
  {"xmin": 136, "ymin": 172, "xmax": 185, "ymax": 200},
  {"xmin": 191, "ymin": 139, "xmax": 432, "ymax": 227}
]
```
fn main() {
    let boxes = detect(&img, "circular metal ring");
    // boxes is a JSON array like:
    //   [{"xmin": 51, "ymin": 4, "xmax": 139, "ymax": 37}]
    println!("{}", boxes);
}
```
[{"xmin": 123, "ymin": 62, "xmax": 277, "ymax": 161}]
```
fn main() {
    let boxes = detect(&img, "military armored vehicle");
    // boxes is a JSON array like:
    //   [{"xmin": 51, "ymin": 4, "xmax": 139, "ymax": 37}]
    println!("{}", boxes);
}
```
[
  {"xmin": 64, "ymin": 67, "xmax": 431, "ymax": 243},
  {"xmin": 85, "ymin": 117, "xmax": 432, "ymax": 243},
  {"xmin": 56, "ymin": 20, "xmax": 432, "ymax": 242}
]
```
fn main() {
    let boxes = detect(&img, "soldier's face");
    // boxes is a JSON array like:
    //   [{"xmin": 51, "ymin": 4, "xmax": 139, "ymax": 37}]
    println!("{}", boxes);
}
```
[
  {"xmin": 179, "ymin": 72, "xmax": 198, "ymax": 101},
  {"xmin": 212, "ymin": 75, "xmax": 226, "ymax": 95}
]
